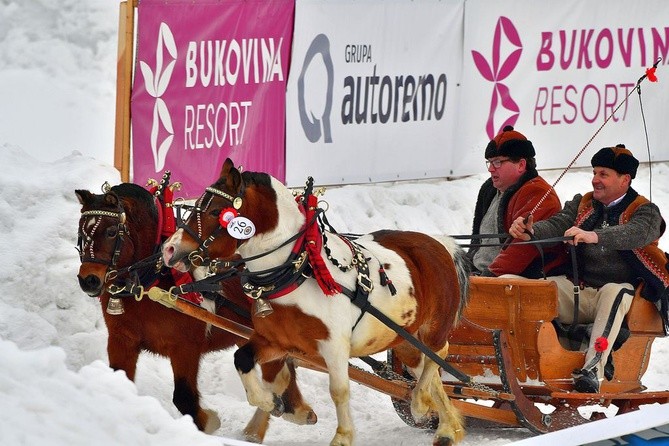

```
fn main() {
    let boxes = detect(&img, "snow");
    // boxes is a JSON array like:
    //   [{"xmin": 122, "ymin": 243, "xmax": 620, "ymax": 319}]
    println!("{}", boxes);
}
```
[{"xmin": 1, "ymin": 2, "xmax": 669, "ymax": 446}]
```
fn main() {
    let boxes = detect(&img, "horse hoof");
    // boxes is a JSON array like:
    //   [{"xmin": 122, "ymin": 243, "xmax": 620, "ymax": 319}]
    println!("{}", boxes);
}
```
[
  {"xmin": 329, "ymin": 432, "xmax": 353, "ymax": 446},
  {"xmin": 433, "ymin": 436, "xmax": 454, "ymax": 446},
  {"xmin": 281, "ymin": 408, "xmax": 318, "ymax": 425},
  {"xmin": 306, "ymin": 410, "xmax": 318, "ymax": 425},
  {"xmin": 203, "ymin": 409, "xmax": 221, "ymax": 434},
  {"xmin": 411, "ymin": 412, "xmax": 428, "ymax": 425},
  {"xmin": 270, "ymin": 393, "xmax": 285, "ymax": 417},
  {"xmin": 243, "ymin": 431, "xmax": 263, "ymax": 444},
  {"xmin": 242, "ymin": 409, "xmax": 270, "ymax": 444}
]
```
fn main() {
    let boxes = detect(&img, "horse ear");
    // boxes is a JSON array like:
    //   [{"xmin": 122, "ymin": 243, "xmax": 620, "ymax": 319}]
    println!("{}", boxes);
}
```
[
  {"xmin": 75, "ymin": 189, "xmax": 93, "ymax": 205},
  {"xmin": 220, "ymin": 158, "xmax": 242, "ymax": 192},
  {"xmin": 226, "ymin": 164, "xmax": 242, "ymax": 192},
  {"xmin": 220, "ymin": 158, "xmax": 235, "ymax": 177}
]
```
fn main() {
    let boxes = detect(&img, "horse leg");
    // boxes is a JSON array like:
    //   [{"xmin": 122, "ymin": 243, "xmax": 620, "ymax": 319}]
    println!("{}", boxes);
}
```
[
  {"xmin": 319, "ymin": 342, "xmax": 354, "ymax": 446},
  {"xmin": 263, "ymin": 358, "xmax": 317, "ymax": 425},
  {"xmin": 242, "ymin": 361, "xmax": 282, "ymax": 444},
  {"xmin": 243, "ymin": 358, "xmax": 319, "ymax": 445},
  {"xmin": 392, "ymin": 342, "xmax": 443, "ymax": 431},
  {"xmin": 419, "ymin": 343, "xmax": 464, "ymax": 445},
  {"xmin": 107, "ymin": 335, "xmax": 140, "ymax": 381},
  {"xmin": 170, "ymin": 348, "xmax": 221, "ymax": 434},
  {"xmin": 391, "ymin": 342, "xmax": 434, "ymax": 422},
  {"xmin": 409, "ymin": 355, "xmax": 431, "ymax": 421},
  {"xmin": 234, "ymin": 336, "xmax": 285, "ymax": 417},
  {"xmin": 429, "ymin": 371, "xmax": 464, "ymax": 445}
]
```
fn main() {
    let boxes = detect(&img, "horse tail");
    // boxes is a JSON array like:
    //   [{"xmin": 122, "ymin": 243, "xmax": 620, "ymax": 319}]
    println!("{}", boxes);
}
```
[{"xmin": 432, "ymin": 235, "xmax": 470, "ymax": 322}]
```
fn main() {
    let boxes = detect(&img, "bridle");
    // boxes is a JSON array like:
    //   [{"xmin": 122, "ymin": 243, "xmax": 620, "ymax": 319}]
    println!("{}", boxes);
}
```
[
  {"xmin": 174, "ymin": 184, "xmax": 246, "ymax": 268},
  {"xmin": 77, "ymin": 205, "xmax": 130, "ymax": 285}
]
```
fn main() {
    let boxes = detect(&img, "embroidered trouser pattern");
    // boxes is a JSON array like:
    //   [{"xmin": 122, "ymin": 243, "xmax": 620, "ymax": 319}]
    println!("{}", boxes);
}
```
[{"xmin": 549, "ymin": 275, "xmax": 634, "ymax": 381}]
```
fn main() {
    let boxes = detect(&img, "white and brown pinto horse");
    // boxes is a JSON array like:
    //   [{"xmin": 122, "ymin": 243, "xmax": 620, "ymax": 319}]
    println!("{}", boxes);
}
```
[{"xmin": 162, "ymin": 159, "xmax": 469, "ymax": 446}]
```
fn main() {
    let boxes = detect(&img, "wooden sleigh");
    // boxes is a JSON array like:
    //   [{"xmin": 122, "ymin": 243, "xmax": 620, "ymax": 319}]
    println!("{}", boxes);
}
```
[
  {"xmin": 145, "ymin": 274, "xmax": 669, "ymax": 436},
  {"xmin": 406, "ymin": 276, "xmax": 669, "ymax": 433}
]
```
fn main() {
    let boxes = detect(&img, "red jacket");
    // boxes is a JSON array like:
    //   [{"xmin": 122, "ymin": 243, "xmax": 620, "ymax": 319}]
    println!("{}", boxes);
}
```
[{"xmin": 470, "ymin": 170, "xmax": 566, "ymax": 277}]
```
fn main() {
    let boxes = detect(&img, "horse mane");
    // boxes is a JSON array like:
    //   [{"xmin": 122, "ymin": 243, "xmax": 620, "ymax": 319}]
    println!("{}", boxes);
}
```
[
  {"xmin": 213, "ymin": 170, "xmax": 273, "ymax": 191},
  {"xmin": 110, "ymin": 183, "xmax": 158, "ymax": 224},
  {"xmin": 242, "ymin": 171, "xmax": 273, "ymax": 188}
]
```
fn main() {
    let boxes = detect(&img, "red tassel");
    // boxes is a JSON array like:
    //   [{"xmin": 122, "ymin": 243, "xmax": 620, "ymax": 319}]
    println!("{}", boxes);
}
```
[
  {"xmin": 594, "ymin": 336, "xmax": 608, "ymax": 352},
  {"xmin": 304, "ymin": 194, "xmax": 341, "ymax": 296},
  {"xmin": 646, "ymin": 67, "xmax": 658, "ymax": 82}
]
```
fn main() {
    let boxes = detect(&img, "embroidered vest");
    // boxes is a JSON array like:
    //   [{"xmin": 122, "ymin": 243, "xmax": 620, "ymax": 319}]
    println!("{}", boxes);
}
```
[{"xmin": 576, "ymin": 192, "xmax": 669, "ymax": 332}]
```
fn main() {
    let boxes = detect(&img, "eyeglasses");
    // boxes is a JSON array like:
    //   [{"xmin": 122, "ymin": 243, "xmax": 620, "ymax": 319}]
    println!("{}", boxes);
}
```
[{"xmin": 485, "ymin": 158, "xmax": 513, "ymax": 169}]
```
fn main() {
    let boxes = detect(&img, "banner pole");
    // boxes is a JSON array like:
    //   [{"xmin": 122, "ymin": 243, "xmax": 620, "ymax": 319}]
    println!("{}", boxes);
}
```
[{"xmin": 113, "ymin": 0, "xmax": 136, "ymax": 182}]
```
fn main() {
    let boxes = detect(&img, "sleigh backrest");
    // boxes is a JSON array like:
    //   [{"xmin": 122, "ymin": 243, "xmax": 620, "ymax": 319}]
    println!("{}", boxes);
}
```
[
  {"xmin": 447, "ymin": 276, "xmax": 558, "ymax": 383},
  {"xmin": 626, "ymin": 287, "xmax": 665, "ymax": 336}
]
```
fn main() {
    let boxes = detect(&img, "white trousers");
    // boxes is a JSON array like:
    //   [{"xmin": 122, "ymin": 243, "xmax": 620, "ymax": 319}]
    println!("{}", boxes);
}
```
[{"xmin": 549, "ymin": 275, "xmax": 634, "ymax": 381}]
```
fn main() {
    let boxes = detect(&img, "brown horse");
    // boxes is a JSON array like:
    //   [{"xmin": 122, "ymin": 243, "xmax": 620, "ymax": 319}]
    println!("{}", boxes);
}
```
[
  {"xmin": 162, "ymin": 159, "xmax": 470, "ymax": 446},
  {"xmin": 76, "ymin": 182, "xmax": 315, "ymax": 442}
]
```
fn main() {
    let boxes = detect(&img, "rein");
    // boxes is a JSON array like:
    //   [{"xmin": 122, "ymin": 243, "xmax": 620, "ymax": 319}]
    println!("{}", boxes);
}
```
[{"xmin": 453, "ymin": 233, "xmax": 574, "ymax": 248}]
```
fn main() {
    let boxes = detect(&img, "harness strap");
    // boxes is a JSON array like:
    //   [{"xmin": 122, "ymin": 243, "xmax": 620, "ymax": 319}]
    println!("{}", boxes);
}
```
[
  {"xmin": 241, "ymin": 259, "xmax": 312, "ymax": 301},
  {"xmin": 450, "ymin": 233, "xmax": 508, "ymax": 239},
  {"xmin": 176, "ymin": 268, "xmax": 239, "ymax": 293},
  {"xmin": 568, "ymin": 244, "xmax": 581, "ymax": 349},
  {"xmin": 457, "ymin": 235, "xmax": 573, "ymax": 248},
  {"xmin": 341, "ymin": 284, "xmax": 472, "ymax": 384},
  {"xmin": 201, "ymin": 291, "xmax": 251, "ymax": 321}
]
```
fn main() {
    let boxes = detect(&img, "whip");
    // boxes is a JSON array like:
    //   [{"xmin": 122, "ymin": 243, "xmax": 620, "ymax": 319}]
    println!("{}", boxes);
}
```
[{"xmin": 503, "ymin": 57, "xmax": 662, "ymax": 247}]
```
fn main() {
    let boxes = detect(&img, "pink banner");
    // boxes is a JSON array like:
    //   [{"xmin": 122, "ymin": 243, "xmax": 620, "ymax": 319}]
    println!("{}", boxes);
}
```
[{"xmin": 131, "ymin": 0, "xmax": 294, "ymax": 197}]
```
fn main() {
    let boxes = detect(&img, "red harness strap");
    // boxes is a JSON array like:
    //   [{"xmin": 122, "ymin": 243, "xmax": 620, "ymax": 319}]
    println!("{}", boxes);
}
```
[{"xmin": 148, "ymin": 180, "xmax": 202, "ymax": 305}]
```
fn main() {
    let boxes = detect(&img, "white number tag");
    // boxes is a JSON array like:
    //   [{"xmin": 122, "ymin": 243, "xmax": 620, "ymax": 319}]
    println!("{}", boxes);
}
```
[{"xmin": 227, "ymin": 216, "xmax": 256, "ymax": 240}]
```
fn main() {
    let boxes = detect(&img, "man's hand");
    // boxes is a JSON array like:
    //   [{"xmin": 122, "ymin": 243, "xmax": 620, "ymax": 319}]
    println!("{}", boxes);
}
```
[
  {"xmin": 509, "ymin": 214, "xmax": 534, "ymax": 241},
  {"xmin": 564, "ymin": 226, "xmax": 598, "ymax": 245}
]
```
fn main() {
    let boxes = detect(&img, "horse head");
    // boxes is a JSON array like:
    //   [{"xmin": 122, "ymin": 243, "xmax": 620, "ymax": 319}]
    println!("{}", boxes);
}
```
[
  {"xmin": 162, "ymin": 158, "xmax": 304, "ymax": 273},
  {"xmin": 75, "ymin": 183, "xmax": 158, "ymax": 297}
]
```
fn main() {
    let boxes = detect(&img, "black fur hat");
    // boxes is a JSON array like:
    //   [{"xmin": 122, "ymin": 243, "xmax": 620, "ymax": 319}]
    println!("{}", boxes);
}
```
[
  {"xmin": 590, "ymin": 144, "xmax": 639, "ymax": 179},
  {"xmin": 484, "ymin": 125, "xmax": 536, "ymax": 159}
]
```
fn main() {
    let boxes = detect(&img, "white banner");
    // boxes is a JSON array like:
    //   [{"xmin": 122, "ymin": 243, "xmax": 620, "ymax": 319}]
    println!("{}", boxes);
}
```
[
  {"xmin": 457, "ymin": 0, "xmax": 669, "ymax": 177},
  {"xmin": 285, "ymin": 0, "xmax": 464, "ymax": 186}
]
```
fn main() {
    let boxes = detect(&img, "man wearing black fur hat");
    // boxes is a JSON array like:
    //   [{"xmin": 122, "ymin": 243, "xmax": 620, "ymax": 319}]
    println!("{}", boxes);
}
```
[
  {"xmin": 468, "ymin": 125, "xmax": 565, "ymax": 278},
  {"xmin": 510, "ymin": 145, "xmax": 666, "ymax": 393}
]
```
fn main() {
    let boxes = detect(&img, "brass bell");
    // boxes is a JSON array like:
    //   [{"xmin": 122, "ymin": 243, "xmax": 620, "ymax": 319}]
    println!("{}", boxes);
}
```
[
  {"xmin": 106, "ymin": 296, "xmax": 125, "ymax": 315},
  {"xmin": 253, "ymin": 298, "xmax": 273, "ymax": 318}
]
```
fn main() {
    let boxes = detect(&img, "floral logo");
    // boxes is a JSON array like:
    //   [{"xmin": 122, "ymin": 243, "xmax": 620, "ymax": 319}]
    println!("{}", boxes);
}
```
[
  {"xmin": 471, "ymin": 17, "xmax": 522, "ymax": 139},
  {"xmin": 138, "ymin": 22, "xmax": 177, "ymax": 172}
]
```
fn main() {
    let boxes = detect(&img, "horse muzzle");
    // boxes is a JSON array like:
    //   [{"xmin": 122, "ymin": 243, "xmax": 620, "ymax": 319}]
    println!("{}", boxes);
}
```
[
  {"xmin": 162, "ymin": 243, "xmax": 192, "ymax": 272},
  {"xmin": 78, "ymin": 274, "xmax": 103, "ymax": 297}
]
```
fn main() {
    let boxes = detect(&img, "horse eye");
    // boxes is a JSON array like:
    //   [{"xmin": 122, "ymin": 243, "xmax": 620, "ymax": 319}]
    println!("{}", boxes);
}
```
[
  {"xmin": 105, "ymin": 227, "xmax": 118, "ymax": 238},
  {"xmin": 209, "ymin": 209, "xmax": 222, "ymax": 217}
]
